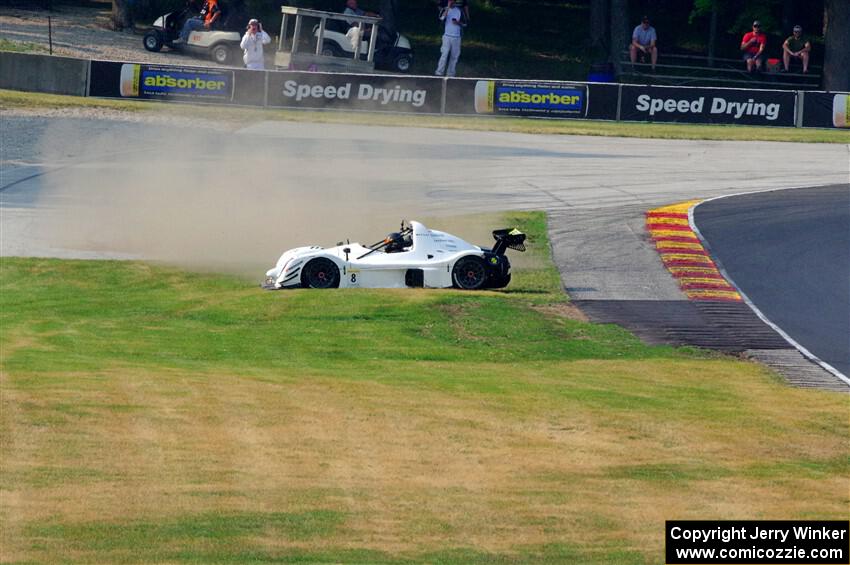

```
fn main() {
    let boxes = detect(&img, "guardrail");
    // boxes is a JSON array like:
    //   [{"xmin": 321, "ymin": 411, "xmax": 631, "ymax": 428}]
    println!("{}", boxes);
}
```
[{"xmin": 1, "ymin": 51, "xmax": 847, "ymax": 130}]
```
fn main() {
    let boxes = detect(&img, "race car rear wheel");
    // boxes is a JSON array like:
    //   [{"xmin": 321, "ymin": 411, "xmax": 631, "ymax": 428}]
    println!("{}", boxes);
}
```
[
  {"xmin": 452, "ymin": 256, "xmax": 488, "ymax": 290},
  {"xmin": 301, "ymin": 258, "xmax": 341, "ymax": 289}
]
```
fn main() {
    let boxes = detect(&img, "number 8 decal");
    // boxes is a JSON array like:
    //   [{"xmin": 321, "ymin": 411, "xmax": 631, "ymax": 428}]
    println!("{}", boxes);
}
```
[{"xmin": 351, "ymin": 273, "xmax": 357, "ymax": 283}]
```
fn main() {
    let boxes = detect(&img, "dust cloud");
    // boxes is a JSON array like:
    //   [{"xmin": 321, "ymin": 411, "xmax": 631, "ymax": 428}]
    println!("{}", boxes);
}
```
[
  {"xmin": 22, "ymin": 113, "xmax": 530, "ymax": 280},
  {"xmin": 30, "ymin": 116, "xmax": 427, "ymax": 277}
]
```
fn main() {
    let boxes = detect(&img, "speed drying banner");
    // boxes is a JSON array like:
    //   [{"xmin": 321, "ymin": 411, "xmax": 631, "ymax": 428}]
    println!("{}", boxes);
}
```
[
  {"xmin": 444, "ymin": 78, "xmax": 588, "ymax": 117},
  {"xmin": 801, "ymin": 91, "xmax": 850, "ymax": 129},
  {"xmin": 620, "ymin": 84, "xmax": 796, "ymax": 127},
  {"xmin": 266, "ymin": 71, "xmax": 443, "ymax": 113}
]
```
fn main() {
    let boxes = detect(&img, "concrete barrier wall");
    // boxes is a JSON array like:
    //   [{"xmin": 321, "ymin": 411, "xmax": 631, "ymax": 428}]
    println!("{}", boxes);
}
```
[{"xmin": 0, "ymin": 52, "xmax": 88, "ymax": 96}]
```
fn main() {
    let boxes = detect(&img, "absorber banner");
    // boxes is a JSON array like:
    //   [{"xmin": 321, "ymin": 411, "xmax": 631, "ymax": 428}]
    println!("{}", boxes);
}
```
[
  {"xmin": 90, "ymin": 61, "xmax": 235, "ymax": 101},
  {"xmin": 444, "ymin": 78, "xmax": 588, "ymax": 117}
]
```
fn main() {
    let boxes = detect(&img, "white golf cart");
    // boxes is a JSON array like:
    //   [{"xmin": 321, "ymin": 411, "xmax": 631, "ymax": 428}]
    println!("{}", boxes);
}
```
[
  {"xmin": 276, "ymin": 6, "xmax": 413, "ymax": 73},
  {"xmin": 143, "ymin": 2, "xmax": 248, "ymax": 65}
]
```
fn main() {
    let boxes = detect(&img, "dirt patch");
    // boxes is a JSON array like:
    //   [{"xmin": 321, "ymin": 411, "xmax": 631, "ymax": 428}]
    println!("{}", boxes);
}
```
[
  {"xmin": 438, "ymin": 302, "xmax": 487, "ymax": 342},
  {"xmin": 532, "ymin": 301, "xmax": 589, "ymax": 322}
]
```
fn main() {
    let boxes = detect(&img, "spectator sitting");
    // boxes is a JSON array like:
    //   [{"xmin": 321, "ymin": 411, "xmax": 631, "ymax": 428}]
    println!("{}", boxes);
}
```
[
  {"xmin": 782, "ymin": 24, "xmax": 811, "ymax": 73},
  {"xmin": 179, "ymin": 0, "xmax": 221, "ymax": 42},
  {"xmin": 629, "ymin": 16, "xmax": 657, "ymax": 71},
  {"xmin": 740, "ymin": 20, "xmax": 767, "ymax": 73},
  {"xmin": 343, "ymin": 0, "xmax": 376, "ymax": 41},
  {"xmin": 343, "ymin": 0, "xmax": 376, "ymax": 27}
]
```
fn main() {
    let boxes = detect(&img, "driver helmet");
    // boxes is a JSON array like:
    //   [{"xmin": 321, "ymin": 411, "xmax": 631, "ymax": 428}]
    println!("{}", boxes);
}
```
[{"xmin": 385, "ymin": 232, "xmax": 406, "ymax": 252}]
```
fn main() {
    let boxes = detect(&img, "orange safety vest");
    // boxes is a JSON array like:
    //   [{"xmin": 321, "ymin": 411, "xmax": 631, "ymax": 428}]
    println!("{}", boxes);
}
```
[{"xmin": 202, "ymin": 0, "xmax": 220, "ymax": 25}]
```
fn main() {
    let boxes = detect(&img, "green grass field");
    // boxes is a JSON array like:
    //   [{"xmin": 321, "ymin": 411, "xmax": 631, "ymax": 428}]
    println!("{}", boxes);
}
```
[
  {"xmin": 2, "ymin": 213, "xmax": 848, "ymax": 564},
  {"xmin": 0, "ymin": 39, "xmax": 47, "ymax": 54}
]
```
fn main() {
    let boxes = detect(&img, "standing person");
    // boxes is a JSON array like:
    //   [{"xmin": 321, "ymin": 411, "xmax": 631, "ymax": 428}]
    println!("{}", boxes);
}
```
[
  {"xmin": 179, "ymin": 0, "xmax": 221, "ymax": 42},
  {"xmin": 240, "ymin": 19, "xmax": 271, "ymax": 70},
  {"xmin": 740, "ymin": 20, "xmax": 767, "ymax": 73},
  {"xmin": 438, "ymin": 0, "xmax": 470, "ymax": 25},
  {"xmin": 629, "ymin": 15, "xmax": 657, "ymax": 71},
  {"xmin": 435, "ymin": 0, "xmax": 464, "ymax": 77},
  {"xmin": 782, "ymin": 25, "xmax": 811, "ymax": 73}
]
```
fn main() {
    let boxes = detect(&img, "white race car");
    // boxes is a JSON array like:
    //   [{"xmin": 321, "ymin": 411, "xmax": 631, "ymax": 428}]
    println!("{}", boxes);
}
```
[{"xmin": 263, "ymin": 220, "xmax": 526, "ymax": 290}]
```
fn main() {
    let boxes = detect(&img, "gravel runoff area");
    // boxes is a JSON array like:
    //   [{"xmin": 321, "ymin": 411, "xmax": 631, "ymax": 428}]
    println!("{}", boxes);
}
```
[{"xmin": 0, "ymin": 4, "xmax": 236, "ymax": 68}]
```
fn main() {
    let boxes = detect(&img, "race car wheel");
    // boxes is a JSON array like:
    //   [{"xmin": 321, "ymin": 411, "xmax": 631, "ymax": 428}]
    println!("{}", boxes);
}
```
[
  {"xmin": 210, "ymin": 43, "xmax": 233, "ymax": 65},
  {"xmin": 143, "ymin": 31, "xmax": 163, "ymax": 52},
  {"xmin": 452, "ymin": 256, "xmax": 488, "ymax": 290},
  {"xmin": 301, "ymin": 258, "xmax": 341, "ymax": 289}
]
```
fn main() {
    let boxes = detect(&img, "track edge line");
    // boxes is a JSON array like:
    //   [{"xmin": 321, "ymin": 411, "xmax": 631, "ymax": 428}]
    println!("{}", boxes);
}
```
[{"xmin": 689, "ymin": 185, "xmax": 850, "ymax": 387}]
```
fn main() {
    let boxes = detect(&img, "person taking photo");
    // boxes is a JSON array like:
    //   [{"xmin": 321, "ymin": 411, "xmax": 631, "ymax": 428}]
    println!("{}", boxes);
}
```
[{"xmin": 240, "ymin": 18, "xmax": 271, "ymax": 70}]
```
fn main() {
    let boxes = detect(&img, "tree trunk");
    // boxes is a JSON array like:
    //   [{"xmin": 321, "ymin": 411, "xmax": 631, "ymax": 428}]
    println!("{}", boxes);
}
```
[
  {"xmin": 781, "ymin": 0, "xmax": 793, "ymax": 34},
  {"xmin": 609, "ymin": 0, "xmax": 627, "ymax": 74},
  {"xmin": 708, "ymin": 1, "xmax": 718, "ymax": 67},
  {"xmin": 379, "ymin": 0, "xmax": 398, "ymax": 35},
  {"xmin": 590, "ymin": 0, "xmax": 607, "ymax": 59},
  {"xmin": 111, "ymin": 0, "xmax": 133, "ymax": 30},
  {"xmin": 823, "ymin": 0, "xmax": 850, "ymax": 91}
]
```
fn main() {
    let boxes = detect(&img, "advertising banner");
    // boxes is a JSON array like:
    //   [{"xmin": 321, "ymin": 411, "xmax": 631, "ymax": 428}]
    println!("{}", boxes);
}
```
[
  {"xmin": 88, "ymin": 61, "xmax": 266, "ymax": 106},
  {"xmin": 801, "ymin": 91, "xmax": 850, "ymax": 129},
  {"xmin": 90, "ymin": 61, "xmax": 234, "ymax": 101},
  {"xmin": 266, "ymin": 71, "xmax": 443, "ymax": 114},
  {"xmin": 620, "ymin": 85, "xmax": 796, "ymax": 127},
  {"xmin": 586, "ymin": 82, "xmax": 619, "ymax": 121},
  {"xmin": 444, "ymin": 78, "xmax": 588, "ymax": 118}
]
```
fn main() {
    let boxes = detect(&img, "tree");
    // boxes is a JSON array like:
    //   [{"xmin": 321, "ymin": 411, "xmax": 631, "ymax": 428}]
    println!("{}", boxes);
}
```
[
  {"xmin": 111, "ymin": 0, "xmax": 133, "ymax": 30},
  {"xmin": 590, "ymin": 0, "xmax": 608, "ymax": 60},
  {"xmin": 379, "ymin": 0, "xmax": 399, "ymax": 35},
  {"xmin": 823, "ymin": 0, "xmax": 850, "ymax": 91},
  {"xmin": 609, "ymin": 0, "xmax": 627, "ymax": 73}
]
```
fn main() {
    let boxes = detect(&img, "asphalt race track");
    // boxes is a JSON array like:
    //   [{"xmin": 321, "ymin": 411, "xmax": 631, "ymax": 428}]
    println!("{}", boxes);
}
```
[
  {"xmin": 694, "ymin": 185, "xmax": 850, "ymax": 379},
  {"xmin": 2, "ymin": 114, "xmax": 849, "ymax": 389}
]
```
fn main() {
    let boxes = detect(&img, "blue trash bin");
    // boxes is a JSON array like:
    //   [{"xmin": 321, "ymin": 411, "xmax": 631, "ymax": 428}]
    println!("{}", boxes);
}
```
[{"xmin": 588, "ymin": 62, "xmax": 615, "ymax": 82}]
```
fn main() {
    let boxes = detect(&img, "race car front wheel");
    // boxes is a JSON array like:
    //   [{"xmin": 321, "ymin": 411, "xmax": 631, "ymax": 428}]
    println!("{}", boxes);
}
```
[
  {"xmin": 452, "ymin": 256, "xmax": 488, "ymax": 290},
  {"xmin": 301, "ymin": 258, "xmax": 341, "ymax": 289}
]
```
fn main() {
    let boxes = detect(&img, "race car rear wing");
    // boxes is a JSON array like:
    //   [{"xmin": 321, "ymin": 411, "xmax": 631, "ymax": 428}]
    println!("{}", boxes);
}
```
[{"xmin": 492, "ymin": 228, "xmax": 526, "ymax": 255}]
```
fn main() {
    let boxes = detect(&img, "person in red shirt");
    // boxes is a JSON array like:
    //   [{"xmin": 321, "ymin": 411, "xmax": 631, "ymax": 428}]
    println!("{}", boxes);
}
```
[{"xmin": 740, "ymin": 20, "xmax": 767, "ymax": 73}]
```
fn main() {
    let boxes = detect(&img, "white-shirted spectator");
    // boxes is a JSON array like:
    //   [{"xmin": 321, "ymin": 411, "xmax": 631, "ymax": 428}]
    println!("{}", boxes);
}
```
[
  {"xmin": 240, "ymin": 19, "xmax": 271, "ymax": 70},
  {"xmin": 435, "ymin": 0, "xmax": 464, "ymax": 77}
]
